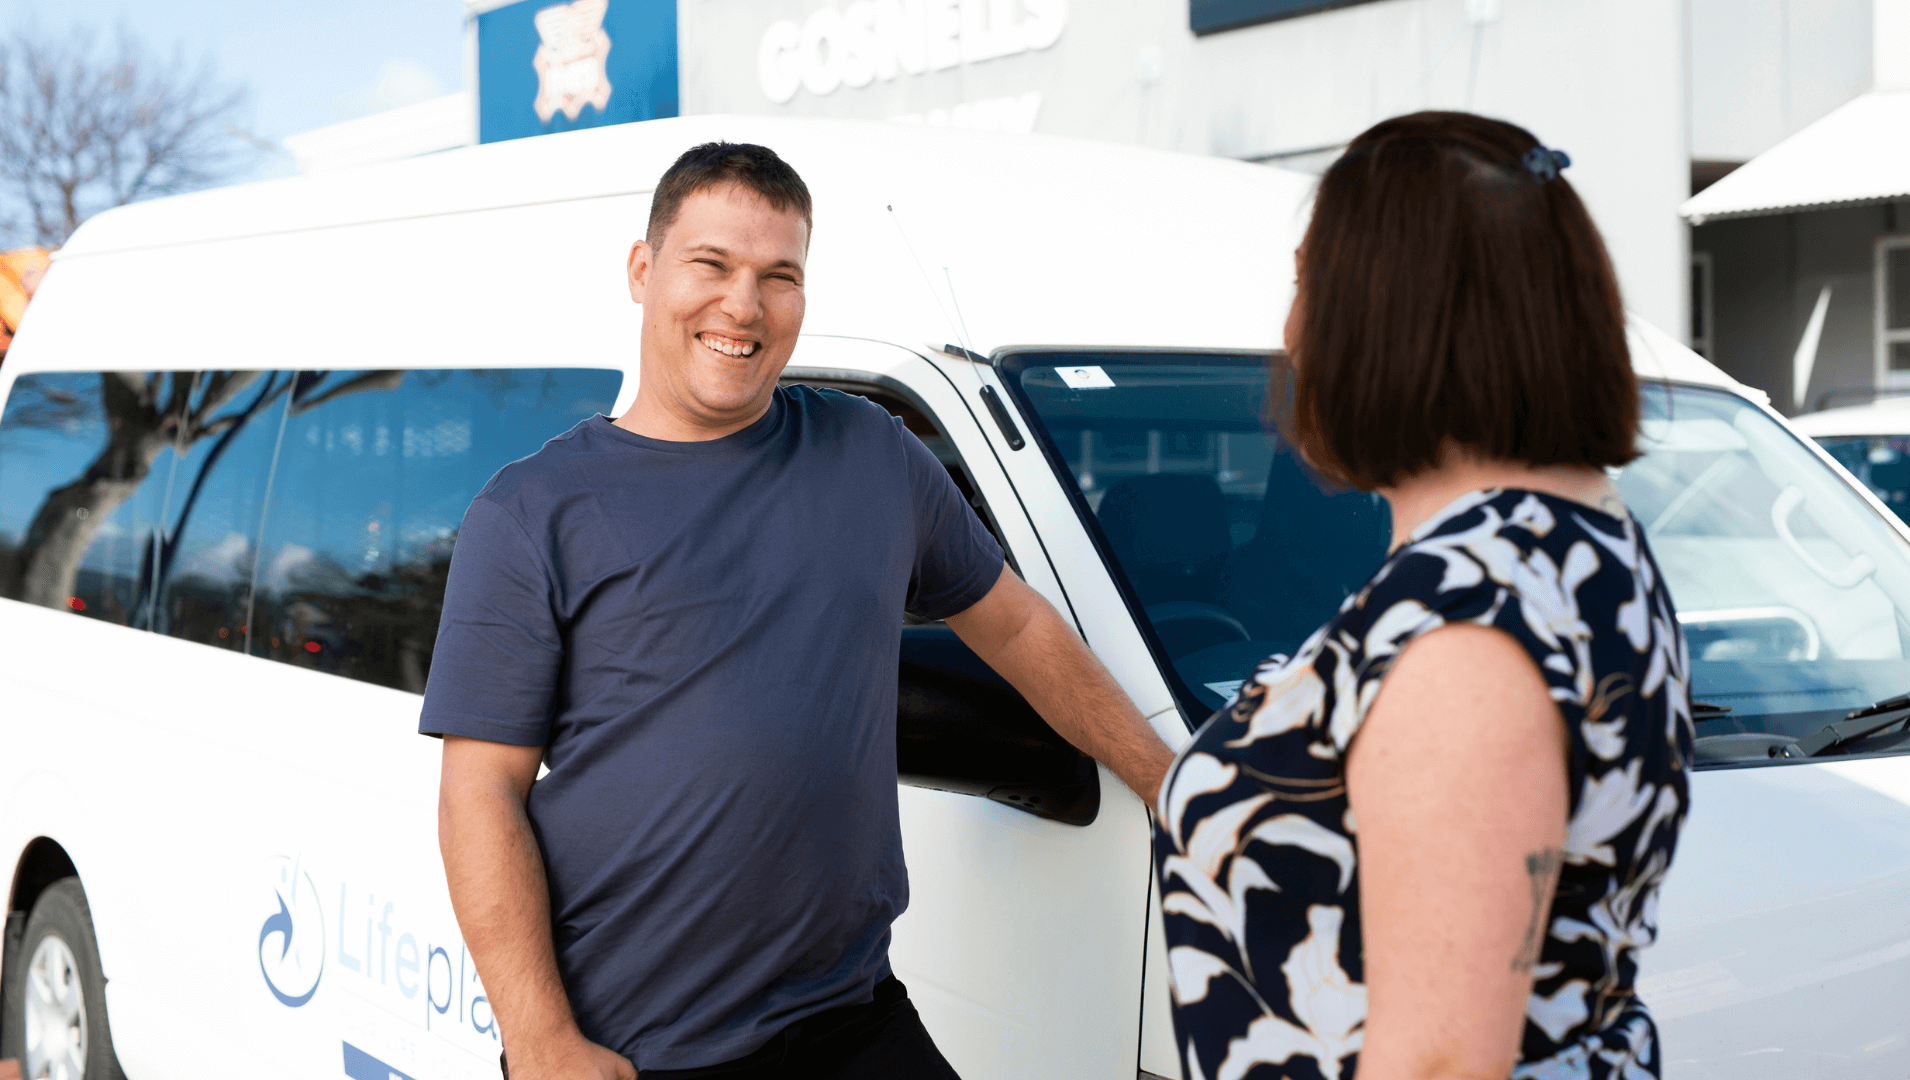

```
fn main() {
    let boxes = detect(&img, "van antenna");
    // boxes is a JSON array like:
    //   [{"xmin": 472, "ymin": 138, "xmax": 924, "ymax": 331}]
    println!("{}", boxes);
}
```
[
  {"xmin": 885, "ymin": 203, "xmax": 968, "ymax": 355},
  {"xmin": 942, "ymin": 266, "xmax": 981, "ymax": 362}
]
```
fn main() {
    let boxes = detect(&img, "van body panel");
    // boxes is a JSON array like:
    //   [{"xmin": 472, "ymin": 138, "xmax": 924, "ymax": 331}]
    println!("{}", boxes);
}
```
[
  {"xmin": 22, "ymin": 196, "xmax": 648, "ymax": 379},
  {"xmin": 1638, "ymin": 758, "xmax": 1910, "ymax": 1079}
]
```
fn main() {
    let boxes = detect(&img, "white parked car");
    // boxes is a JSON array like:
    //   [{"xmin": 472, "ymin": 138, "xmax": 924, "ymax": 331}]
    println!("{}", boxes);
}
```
[
  {"xmin": 1, "ymin": 117, "xmax": 1906, "ymax": 1080},
  {"xmin": 1792, "ymin": 399, "xmax": 1910, "ymax": 531}
]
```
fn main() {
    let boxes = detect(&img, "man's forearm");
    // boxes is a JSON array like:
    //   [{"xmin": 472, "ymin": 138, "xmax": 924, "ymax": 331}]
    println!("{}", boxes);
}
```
[
  {"xmin": 440, "ymin": 782, "xmax": 580, "ymax": 1056},
  {"xmin": 946, "ymin": 569, "xmax": 1177, "ymax": 805},
  {"xmin": 996, "ymin": 613, "xmax": 1176, "ymax": 806}
]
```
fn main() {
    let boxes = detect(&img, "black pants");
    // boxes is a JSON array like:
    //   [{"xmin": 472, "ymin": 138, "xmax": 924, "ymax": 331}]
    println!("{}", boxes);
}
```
[{"xmin": 504, "ymin": 977, "xmax": 962, "ymax": 1080}]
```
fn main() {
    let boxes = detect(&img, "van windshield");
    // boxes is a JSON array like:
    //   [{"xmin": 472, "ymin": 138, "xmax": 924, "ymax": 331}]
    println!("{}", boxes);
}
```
[{"xmin": 1001, "ymin": 352, "xmax": 1910, "ymax": 766}]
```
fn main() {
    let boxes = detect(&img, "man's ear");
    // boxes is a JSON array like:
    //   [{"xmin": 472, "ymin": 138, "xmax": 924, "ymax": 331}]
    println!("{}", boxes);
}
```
[{"xmin": 627, "ymin": 239, "xmax": 653, "ymax": 303}]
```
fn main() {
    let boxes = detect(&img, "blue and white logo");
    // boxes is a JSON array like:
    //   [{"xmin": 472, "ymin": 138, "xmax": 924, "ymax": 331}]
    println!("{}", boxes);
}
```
[{"xmin": 259, "ymin": 855, "xmax": 325, "ymax": 1008}]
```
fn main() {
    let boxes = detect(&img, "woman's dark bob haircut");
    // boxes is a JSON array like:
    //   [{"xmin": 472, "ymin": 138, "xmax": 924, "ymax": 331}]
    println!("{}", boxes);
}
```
[{"xmin": 1280, "ymin": 111, "xmax": 1639, "ymax": 490}]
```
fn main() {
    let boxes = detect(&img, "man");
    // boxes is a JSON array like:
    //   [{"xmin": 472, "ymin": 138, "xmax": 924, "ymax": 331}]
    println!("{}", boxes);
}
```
[{"xmin": 423, "ymin": 142, "xmax": 1174, "ymax": 1080}]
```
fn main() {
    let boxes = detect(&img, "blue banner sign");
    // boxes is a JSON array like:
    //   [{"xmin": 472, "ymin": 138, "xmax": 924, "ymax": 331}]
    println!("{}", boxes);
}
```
[
  {"xmin": 477, "ymin": 0, "xmax": 678, "ymax": 144},
  {"xmin": 1190, "ymin": 0, "xmax": 1380, "ymax": 35}
]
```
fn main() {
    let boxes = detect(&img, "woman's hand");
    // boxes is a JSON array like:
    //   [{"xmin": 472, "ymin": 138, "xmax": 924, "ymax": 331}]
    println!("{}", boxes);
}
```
[{"xmin": 1346, "ymin": 624, "xmax": 1568, "ymax": 1080}]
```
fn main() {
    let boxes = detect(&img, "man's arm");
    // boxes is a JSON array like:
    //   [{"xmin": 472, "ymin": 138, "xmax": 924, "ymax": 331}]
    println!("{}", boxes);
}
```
[
  {"xmin": 944, "ymin": 565, "xmax": 1176, "ymax": 805},
  {"xmin": 439, "ymin": 736, "xmax": 637, "ymax": 1080}
]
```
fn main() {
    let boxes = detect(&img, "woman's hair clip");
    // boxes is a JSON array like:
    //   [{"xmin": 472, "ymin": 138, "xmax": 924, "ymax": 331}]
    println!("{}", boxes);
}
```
[{"xmin": 1521, "ymin": 145, "xmax": 1572, "ymax": 183}]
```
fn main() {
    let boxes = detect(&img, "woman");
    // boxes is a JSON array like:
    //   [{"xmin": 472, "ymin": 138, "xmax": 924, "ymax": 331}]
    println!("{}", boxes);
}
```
[{"xmin": 1154, "ymin": 112, "xmax": 1692, "ymax": 1080}]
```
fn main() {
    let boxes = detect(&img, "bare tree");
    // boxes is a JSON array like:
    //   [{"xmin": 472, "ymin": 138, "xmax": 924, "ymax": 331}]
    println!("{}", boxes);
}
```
[{"xmin": 0, "ymin": 26, "xmax": 253, "ymax": 247}]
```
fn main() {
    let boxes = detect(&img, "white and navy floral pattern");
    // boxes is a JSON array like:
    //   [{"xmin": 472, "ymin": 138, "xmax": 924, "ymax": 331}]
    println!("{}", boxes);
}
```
[{"xmin": 1154, "ymin": 489, "xmax": 1693, "ymax": 1080}]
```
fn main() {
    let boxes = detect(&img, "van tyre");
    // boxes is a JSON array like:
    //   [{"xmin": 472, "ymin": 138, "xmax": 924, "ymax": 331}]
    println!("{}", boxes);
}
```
[{"xmin": 0, "ymin": 878, "xmax": 124, "ymax": 1080}]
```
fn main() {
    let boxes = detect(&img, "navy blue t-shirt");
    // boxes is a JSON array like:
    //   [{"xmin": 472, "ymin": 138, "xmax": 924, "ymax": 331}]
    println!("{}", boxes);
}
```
[{"xmin": 419, "ymin": 386, "xmax": 1004, "ymax": 1069}]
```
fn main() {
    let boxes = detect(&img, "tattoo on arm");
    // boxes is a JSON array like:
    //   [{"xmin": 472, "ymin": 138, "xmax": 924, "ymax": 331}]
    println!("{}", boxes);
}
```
[{"xmin": 1512, "ymin": 846, "xmax": 1563, "ymax": 974}]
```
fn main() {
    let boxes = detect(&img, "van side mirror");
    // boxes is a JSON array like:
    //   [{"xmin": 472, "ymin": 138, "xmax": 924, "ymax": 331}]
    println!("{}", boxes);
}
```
[{"xmin": 897, "ymin": 624, "xmax": 1100, "ymax": 826}]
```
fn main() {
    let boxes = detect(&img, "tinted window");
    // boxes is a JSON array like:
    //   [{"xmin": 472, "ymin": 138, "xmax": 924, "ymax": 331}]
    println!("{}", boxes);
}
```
[
  {"xmin": 1010, "ymin": 358, "xmax": 1910, "ymax": 765},
  {"xmin": 251, "ymin": 368, "xmax": 620, "ymax": 692},
  {"xmin": 1817, "ymin": 436, "xmax": 1910, "ymax": 527},
  {"xmin": 152, "ymin": 372, "xmax": 295, "ymax": 649},
  {"xmin": 1000, "ymin": 353, "xmax": 1390, "ymax": 717},
  {"xmin": 1, "ymin": 366, "xmax": 621, "ymax": 695},
  {"xmin": 0, "ymin": 371, "xmax": 210, "ymax": 626}
]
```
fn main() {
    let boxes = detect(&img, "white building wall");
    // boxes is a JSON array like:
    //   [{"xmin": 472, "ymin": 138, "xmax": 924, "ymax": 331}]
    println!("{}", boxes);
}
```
[
  {"xmin": 1184, "ymin": 0, "xmax": 1689, "ymax": 338},
  {"xmin": 1688, "ymin": 0, "xmax": 1872, "ymax": 163},
  {"xmin": 1879, "ymin": 0, "xmax": 1910, "ymax": 89},
  {"xmin": 679, "ymin": 0, "xmax": 1689, "ymax": 337}
]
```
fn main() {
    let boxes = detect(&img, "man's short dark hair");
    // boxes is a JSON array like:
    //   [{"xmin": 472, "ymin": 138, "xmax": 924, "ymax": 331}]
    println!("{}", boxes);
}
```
[
  {"xmin": 1279, "ymin": 111, "xmax": 1639, "ymax": 490},
  {"xmin": 645, "ymin": 142, "xmax": 813, "ymax": 250}
]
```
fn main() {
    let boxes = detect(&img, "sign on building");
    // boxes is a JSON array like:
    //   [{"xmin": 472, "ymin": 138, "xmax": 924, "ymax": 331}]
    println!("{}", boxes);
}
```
[{"xmin": 476, "ymin": 0, "xmax": 678, "ymax": 144}]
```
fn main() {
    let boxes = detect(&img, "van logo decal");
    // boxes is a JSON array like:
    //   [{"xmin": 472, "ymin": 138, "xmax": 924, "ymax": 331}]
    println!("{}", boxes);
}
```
[
  {"xmin": 260, "ymin": 857, "xmax": 325, "ymax": 1008},
  {"xmin": 532, "ymin": 0, "xmax": 613, "ymax": 123}
]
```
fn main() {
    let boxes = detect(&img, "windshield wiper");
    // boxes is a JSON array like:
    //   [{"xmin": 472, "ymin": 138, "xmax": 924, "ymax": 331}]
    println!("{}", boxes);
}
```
[{"xmin": 1776, "ymin": 693, "xmax": 1910, "ymax": 759}]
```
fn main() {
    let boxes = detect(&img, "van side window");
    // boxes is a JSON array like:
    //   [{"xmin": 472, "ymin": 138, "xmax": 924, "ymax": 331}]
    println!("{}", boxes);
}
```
[
  {"xmin": 251, "ymin": 368, "xmax": 621, "ymax": 692},
  {"xmin": 0, "ymin": 367, "xmax": 621, "ymax": 695},
  {"xmin": 0, "ymin": 371, "xmax": 231, "ymax": 626},
  {"xmin": 155, "ymin": 372, "xmax": 295, "ymax": 649}
]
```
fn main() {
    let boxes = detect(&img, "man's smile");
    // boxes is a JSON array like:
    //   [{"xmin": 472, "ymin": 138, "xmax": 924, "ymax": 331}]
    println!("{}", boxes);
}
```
[{"xmin": 698, "ymin": 331, "xmax": 757, "ymax": 358}]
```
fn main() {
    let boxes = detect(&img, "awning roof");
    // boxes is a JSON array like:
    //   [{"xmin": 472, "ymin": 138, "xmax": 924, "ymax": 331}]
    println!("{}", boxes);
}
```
[{"xmin": 1681, "ymin": 90, "xmax": 1910, "ymax": 224}]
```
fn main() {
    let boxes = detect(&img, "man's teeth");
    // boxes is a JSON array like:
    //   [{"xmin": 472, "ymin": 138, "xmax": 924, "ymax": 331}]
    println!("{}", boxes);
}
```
[{"xmin": 699, "ymin": 334, "xmax": 756, "ymax": 358}]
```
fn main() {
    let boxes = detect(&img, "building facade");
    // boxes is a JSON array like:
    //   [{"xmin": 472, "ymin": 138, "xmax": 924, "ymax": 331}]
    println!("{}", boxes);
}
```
[
  {"xmin": 1684, "ymin": 1, "xmax": 1910, "ymax": 415},
  {"xmin": 282, "ymin": 0, "xmax": 1897, "ymax": 411},
  {"xmin": 677, "ymin": 0, "xmax": 1892, "ymax": 407}
]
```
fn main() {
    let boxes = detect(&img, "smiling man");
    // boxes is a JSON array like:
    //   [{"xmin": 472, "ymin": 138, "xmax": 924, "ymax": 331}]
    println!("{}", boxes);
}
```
[{"xmin": 422, "ymin": 143, "xmax": 1174, "ymax": 1080}]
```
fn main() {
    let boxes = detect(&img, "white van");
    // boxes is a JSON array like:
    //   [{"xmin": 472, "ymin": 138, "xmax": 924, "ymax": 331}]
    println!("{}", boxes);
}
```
[{"xmin": 2, "ymin": 117, "xmax": 1907, "ymax": 1080}]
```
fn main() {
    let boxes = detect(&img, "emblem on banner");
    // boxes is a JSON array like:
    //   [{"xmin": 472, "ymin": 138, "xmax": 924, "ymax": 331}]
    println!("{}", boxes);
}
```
[{"xmin": 532, "ymin": 0, "xmax": 613, "ymax": 123}]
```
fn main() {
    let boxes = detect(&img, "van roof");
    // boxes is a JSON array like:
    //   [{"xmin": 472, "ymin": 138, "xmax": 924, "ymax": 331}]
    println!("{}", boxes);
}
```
[{"xmin": 41, "ymin": 115, "xmax": 1742, "ymax": 393}]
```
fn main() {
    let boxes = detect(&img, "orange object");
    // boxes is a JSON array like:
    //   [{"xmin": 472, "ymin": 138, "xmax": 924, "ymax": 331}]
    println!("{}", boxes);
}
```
[
  {"xmin": 0, "ymin": 246, "xmax": 50, "ymax": 353},
  {"xmin": 0, "ymin": 1057, "xmax": 21, "ymax": 1080}
]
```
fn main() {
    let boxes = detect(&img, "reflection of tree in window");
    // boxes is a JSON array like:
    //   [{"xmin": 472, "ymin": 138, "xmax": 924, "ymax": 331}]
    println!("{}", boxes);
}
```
[
  {"xmin": 0, "ymin": 365, "xmax": 621, "ymax": 695},
  {"xmin": 0, "ymin": 371, "xmax": 293, "ymax": 627}
]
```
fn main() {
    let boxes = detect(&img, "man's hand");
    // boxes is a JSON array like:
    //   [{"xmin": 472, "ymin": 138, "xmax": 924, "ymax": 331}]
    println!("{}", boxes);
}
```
[
  {"xmin": 506, "ymin": 1033, "xmax": 637, "ymax": 1080},
  {"xmin": 440, "ymin": 737, "xmax": 637, "ymax": 1080},
  {"xmin": 944, "ymin": 566, "xmax": 1176, "ymax": 805}
]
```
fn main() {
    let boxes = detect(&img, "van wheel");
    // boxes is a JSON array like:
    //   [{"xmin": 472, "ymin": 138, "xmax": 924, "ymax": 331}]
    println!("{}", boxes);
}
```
[{"xmin": 1, "ymin": 878, "xmax": 124, "ymax": 1080}]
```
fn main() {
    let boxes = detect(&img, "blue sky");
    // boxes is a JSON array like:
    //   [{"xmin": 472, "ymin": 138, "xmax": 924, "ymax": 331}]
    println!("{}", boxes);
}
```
[{"xmin": 0, "ymin": 0, "xmax": 466, "ymax": 182}]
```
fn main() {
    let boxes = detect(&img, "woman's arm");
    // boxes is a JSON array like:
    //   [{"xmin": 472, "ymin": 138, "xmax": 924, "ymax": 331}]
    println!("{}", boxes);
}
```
[{"xmin": 1346, "ymin": 624, "xmax": 1569, "ymax": 1080}]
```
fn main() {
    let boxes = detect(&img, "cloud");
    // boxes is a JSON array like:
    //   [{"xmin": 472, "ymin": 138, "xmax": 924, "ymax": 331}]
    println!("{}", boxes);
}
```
[
  {"xmin": 331, "ymin": 59, "xmax": 444, "ymax": 122},
  {"xmin": 179, "ymin": 531, "xmax": 254, "ymax": 581},
  {"xmin": 261, "ymin": 543, "xmax": 315, "ymax": 591}
]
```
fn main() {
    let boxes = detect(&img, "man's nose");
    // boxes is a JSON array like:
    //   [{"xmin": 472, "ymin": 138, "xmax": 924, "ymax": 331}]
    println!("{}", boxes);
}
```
[{"xmin": 718, "ymin": 273, "xmax": 765, "ymax": 326}]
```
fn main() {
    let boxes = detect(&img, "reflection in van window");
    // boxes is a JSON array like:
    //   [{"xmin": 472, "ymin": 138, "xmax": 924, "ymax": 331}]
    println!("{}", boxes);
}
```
[
  {"xmin": 0, "ymin": 371, "xmax": 278, "ymax": 628},
  {"xmin": 252, "ymin": 368, "xmax": 620, "ymax": 692},
  {"xmin": 153, "ymin": 373, "xmax": 295, "ymax": 650},
  {"xmin": 0, "ymin": 367, "xmax": 621, "ymax": 695}
]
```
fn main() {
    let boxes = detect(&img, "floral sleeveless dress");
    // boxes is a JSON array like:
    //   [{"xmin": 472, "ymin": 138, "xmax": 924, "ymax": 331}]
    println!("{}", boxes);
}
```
[{"xmin": 1154, "ymin": 489, "xmax": 1693, "ymax": 1080}]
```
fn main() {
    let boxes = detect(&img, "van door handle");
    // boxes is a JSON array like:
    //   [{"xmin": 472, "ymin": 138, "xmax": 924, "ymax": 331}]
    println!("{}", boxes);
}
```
[{"xmin": 978, "ymin": 386, "xmax": 1024, "ymax": 450}]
